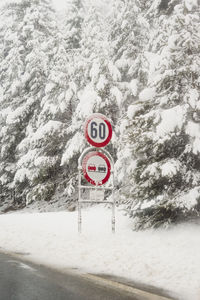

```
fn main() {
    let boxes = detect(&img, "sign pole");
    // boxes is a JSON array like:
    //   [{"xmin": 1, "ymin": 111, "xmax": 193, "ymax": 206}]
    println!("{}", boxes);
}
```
[
  {"xmin": 78, "ymin": 114, "xmax": 115, "ymax": 234},
  {"xmin": 78, "ymin": 166, "xmax": 82, "ymax": 234},
  {"xmin": 111, "ymin": 170, "xmax": 115, "ymax": 233}
]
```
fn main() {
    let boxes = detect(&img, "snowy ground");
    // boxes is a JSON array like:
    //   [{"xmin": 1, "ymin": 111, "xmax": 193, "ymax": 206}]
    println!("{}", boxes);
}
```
[{"xmin": 0, "ymin": 205, "xmax": 199, "ymax": 300}]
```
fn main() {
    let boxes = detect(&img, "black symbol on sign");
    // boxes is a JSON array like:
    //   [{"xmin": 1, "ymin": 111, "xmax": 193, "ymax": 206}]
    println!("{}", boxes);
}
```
[
  {"xmin": 98, "ymin": 165, "xmax": 106, "ymax": 173},
  {"xmin": 91, "ymin": 122, "xmax": 106, "ymax": 140}
]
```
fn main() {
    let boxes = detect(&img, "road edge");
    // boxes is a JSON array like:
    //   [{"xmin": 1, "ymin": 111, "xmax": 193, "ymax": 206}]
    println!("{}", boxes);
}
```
[{"xmin": 0, "ymin": 249, "xmax": 178, "ymax": 300}]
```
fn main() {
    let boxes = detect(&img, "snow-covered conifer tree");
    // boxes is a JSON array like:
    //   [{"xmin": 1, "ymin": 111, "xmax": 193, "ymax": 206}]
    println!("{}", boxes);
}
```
[
  {"xmin": 61, "ymin": 5, "xmax": 121, "ymax": 186},
  {"xmin": 0, "ymin": 0, "xmax": 58, "ymax": 206},
  {"xmin": 120, "ymin": 0, "xmax": 200, "ymax": 229},
  {"xmin": 111, "ymin": 0, "xmax": 149, "ymax": 199},
  {"xmin": 25, "ymin": 36, "xmax": 81, "ymax": 204},
  {"xmin": 61, "ymin": 0, "xmax": 84, "ymax": 50}
]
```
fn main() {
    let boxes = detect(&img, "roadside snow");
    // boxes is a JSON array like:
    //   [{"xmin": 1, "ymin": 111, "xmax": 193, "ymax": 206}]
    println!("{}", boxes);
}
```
[{"xmin": 0, "ymin": 205, "xmax": 199, "ymax": 300}]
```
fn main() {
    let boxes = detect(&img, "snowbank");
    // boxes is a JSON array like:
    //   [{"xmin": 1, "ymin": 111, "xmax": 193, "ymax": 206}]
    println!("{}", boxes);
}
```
[{"xmin": 0, "ymin": 206, "xmax": 199, "ymax": 300}]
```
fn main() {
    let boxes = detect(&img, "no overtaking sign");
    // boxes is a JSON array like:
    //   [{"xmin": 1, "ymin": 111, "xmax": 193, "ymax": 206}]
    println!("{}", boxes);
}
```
[{"xmin": 82, "ymin": 150, "xmax": 111, "ymax": 186}]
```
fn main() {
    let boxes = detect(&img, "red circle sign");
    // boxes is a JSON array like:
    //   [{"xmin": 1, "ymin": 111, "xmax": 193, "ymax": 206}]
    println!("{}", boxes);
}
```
[
  {"xmin": 82, "ymin": 151, "xmax": 111, "ymax": 186},
  {"xmin": 84, "ymin": 113, "xmax": 112, "ymax": 147}
]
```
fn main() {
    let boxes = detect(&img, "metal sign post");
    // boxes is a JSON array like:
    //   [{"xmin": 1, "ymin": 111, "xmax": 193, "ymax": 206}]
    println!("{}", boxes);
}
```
[{"xmin": 78, "ymin": 114, "xmax": 115, "ymax": 234}]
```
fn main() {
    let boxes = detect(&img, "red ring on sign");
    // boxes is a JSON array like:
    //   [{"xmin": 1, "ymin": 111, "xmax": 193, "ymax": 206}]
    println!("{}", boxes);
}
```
[
  {"xmin": 84, "ymin": 114, "xmax": 112, "ymax": 147},
  {"xmin": 82, "ymin": 151, "xmax": 111, "ymax": 186}
]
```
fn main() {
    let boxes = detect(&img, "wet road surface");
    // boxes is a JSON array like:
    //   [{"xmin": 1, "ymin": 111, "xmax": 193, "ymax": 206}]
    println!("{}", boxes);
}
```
[{"xmin": 0, "ymin": 252, "xmax": 174, "ymax": 300}]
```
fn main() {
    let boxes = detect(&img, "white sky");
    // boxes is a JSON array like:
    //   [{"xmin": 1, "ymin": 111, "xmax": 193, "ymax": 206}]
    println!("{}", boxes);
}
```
[
  {"xmin": 52, "ymin": 0, "xmax": 110, "ymax": 12},
  {"xmin": 0, "ymin": 0, "xmax": 75, "ymax": 10},
  {"xmin": 52, "ymin": 0, "xmax": 68, "ymax": 10},
  {"xmin": 0, "ymin": 0, "xmax": 110, "ymax": 15}
]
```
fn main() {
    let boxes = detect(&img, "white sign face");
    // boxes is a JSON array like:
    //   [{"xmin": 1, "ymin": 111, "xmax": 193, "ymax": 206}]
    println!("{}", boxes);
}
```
[
  {"xmin": 82, "ymin": 151, "xmax": 111, "ymax": 186},
  {"xmin": 84, "ymin": 113, "xmax": 112, "ymax": 147},
  {"xmin": 90, "ymin": 190, "xmax": 104, "ymax": 201}
]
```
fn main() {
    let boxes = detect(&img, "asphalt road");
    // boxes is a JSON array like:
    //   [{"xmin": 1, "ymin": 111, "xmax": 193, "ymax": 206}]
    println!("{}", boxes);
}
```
[{"xmin": 0, "ymin": 252, "xmax": 173, "ymax": 300}]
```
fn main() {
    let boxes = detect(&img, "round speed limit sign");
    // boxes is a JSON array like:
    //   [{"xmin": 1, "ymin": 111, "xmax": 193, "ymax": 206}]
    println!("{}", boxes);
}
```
[{"xmin": 84, "ymin": 113, "xmax": 112, "ymax": 147}]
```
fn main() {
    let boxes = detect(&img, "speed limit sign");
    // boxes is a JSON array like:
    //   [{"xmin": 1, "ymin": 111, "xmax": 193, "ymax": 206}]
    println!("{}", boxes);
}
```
[{"xmin": 84, "ymin": 113, "xmax": 112, "ymax": 147}]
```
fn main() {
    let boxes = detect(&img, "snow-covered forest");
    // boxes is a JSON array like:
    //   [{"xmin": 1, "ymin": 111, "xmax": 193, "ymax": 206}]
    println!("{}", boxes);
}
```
[{"xmin": 0, "ymin": 0, "xmax": 200, "ymax": 229}]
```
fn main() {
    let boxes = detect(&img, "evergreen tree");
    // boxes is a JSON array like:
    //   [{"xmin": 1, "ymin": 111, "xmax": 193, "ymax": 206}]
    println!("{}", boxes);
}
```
[
  {"xmin": 22, "ymin": 36, "xmax": 80, "ymax": 205},
  {"xmin": 120, "ymin": 0, "xmax": 200, "ymax": 229},
  {"xmin": 112, "ymin": 0, "xmax": 149, "ymax": 197},
  {"xmin": 61, "ymin": 0, "xmax": 84, "ymax": 50},
  {"xmin": 109, "ymin": 0, "xmax": 148, "ymax": 110},
  {"xmin": 0, "ymin": 0, "xmax": 58, "ymax": 206},
  {"xmin": 16, "ymin": 0, "xmax": 85, "ymax": 205},
  {"xmin": 14, "ymin": 8, "xmax": 81, "ymax": 205},
  {"xmin": 61, "ymin": 5, "xmax": 121, "ymax": 186}
]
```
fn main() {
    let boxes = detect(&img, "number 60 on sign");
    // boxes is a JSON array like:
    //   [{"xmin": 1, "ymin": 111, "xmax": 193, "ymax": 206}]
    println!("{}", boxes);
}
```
[{"xmin": 84, "ymin": 113, "xmax": 112, "ymax": 147}]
